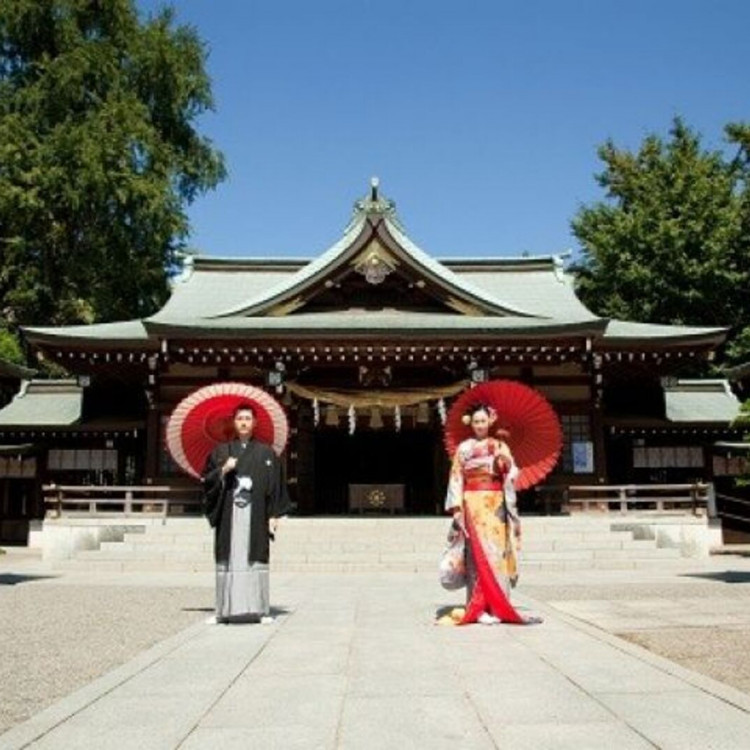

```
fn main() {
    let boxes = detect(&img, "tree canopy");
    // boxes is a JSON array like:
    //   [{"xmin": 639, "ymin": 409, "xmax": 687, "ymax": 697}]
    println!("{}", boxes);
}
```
[
  {"xmin": 0, "ymin": 0, "xmax": 225, "ymax": 339},
  {"xmin": 572, "ymin": 118, "xmax": 750, "ymax": 365}
]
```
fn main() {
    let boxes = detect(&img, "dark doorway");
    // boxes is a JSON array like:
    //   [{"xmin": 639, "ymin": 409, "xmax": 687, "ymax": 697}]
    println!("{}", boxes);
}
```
[
  {"xmin": 0, "ymin": 478, "xmax": 38, "ymax": 544},
  {"xmin": 313, "ymin": 428, "xmax": 448, "ymax": 515},
  {"xmin": 606, "ymin": 436, "xmax": 632, "ymax": 484}
]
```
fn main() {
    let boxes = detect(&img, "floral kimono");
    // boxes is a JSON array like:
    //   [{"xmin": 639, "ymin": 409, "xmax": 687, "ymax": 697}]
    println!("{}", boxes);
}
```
[{"xmin": 445, "ymin": 437, "xmax": 529, "ymax": 625}]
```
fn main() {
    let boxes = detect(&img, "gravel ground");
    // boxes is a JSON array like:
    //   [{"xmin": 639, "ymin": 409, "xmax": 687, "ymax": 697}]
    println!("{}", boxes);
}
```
[
  {"xmin": 523, "ymin": 580, "xmax": 750, "ymax": 602},
  {"xmin": 524, "ymin": 577, "xmax": 750, "ymax": 696},
  {"xmin": 619, "ymin": 628, "xmax": 750, "ymax": 694},
  {"xmin": 0, "ymin": 583, "xmax": 210, "ymax": 735}
]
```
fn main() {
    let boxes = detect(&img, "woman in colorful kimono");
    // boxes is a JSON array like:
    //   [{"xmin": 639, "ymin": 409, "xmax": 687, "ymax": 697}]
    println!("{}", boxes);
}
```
[{"xmin": 443, "ymin": 403, "xmax": 536, "ymax": 625}]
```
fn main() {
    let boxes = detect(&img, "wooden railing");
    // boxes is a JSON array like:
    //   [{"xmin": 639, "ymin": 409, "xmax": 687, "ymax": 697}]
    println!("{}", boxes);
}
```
[
  {"xmin": 43, "ymin": 484, "xmax": 202, "ymax": 520},
  {"xmin": 715, "ymin": 492, "xmax": 750, "ymax": 526},
  {"xmin": 537, "ymin": 482, "xmax": 715, "ymax": 516},
  {"xmin": 42, "ymin": 481, "xmax": 716, "ymax": 520}
]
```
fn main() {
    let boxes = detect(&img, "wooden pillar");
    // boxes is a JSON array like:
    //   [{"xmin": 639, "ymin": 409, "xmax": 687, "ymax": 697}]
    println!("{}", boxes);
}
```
[
  {"xmin": 144, "ymin": 404, "xmax": 160, "ymax": 481},
  {"xmin": 591, "ymin": 351, "xmax": 608, "ymax": 482},
  {"xmin": 591, "ymin": 404, "xmax": 608, "ymax": 482},
  {"xmin": 144, "ymin": 353, "xmax": 160, "ymax": 481}
]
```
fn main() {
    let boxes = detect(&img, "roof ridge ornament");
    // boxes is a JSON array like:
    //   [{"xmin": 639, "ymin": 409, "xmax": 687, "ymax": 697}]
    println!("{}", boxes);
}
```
[
  {"xmin": 171, "ymin": 250, "xmax": 197, "ymax": 285},
  {"xmin": 345, "ymin": 176, "xmax": 405, "ymax": 232},
  {"xmin": 552, "ymin": 251, "xmax": 570, "ymax": 282},
  {"xmin": 354, "ymin": 243, "xmax": 395, "ymax": 285}
]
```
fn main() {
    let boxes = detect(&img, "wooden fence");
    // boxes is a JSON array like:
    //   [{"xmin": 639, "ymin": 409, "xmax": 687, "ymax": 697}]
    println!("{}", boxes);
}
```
[
  {"xmin": 536, "ymin": 482, "xmax": 715, "ymax": 516},
  {"xmin": 43, "ymin": 484, "xmax": 202, "ymax": 519},
  {"xmin": 43, "ymin": 481, "xmax": 716, "ymax": 520}
]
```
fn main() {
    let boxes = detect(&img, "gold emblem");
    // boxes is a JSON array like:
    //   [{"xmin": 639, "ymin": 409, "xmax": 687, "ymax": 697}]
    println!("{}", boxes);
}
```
[{"xmin": 367, "ymin": 489, "xmax": 386, "ymax": 508}]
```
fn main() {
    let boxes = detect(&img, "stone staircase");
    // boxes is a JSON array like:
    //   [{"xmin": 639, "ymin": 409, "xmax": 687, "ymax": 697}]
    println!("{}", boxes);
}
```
[{"xmin": 54, "ymin": 515, "xmax": 685, "ymax": 573}]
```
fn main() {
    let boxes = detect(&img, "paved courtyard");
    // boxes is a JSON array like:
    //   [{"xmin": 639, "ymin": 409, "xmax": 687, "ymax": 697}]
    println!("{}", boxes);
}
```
[{"xmin": 3, "ymin": 548, "xmax": 750, "ymax": 749}]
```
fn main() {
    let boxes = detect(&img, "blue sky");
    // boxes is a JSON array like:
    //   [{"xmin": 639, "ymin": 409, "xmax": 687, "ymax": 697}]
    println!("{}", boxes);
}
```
[{"xmin": 138, "ymin": 0, "xmax": 750, "ymax": 261}]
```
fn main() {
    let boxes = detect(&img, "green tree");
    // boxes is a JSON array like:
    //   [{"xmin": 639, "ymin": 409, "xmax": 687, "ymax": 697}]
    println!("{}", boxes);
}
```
[
  {"xmin": 0, "ymin": 324, "xmax": 24, "ymax": 364},
  {"xmin": 0, "ymin": 0, "xmax": 225, "ymax": 343},
  {"xmin": 571, "ymin": 118, "xmax": 750, "ymax": 364}
]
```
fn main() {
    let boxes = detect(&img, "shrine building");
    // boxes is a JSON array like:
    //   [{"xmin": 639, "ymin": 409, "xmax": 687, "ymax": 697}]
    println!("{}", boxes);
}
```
[{"xmin": 0, "ymin": 182, "xmax": 743, "ymax": 542}]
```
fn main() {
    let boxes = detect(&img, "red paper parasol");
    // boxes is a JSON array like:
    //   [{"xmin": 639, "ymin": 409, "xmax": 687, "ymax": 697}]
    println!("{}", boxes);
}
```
[
  {"xmin": 166, "ymin": 382, "xmax": 289, "ymax": 479},
  {"xmin": 444, "ymin": 380, "xmax": 563, "ymax": 490}
]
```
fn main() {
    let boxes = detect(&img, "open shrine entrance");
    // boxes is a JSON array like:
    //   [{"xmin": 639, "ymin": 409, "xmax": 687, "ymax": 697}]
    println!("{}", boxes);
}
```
[{"xmin": 301, "ymin": 426, "xmax": 449, "ymax": 516}]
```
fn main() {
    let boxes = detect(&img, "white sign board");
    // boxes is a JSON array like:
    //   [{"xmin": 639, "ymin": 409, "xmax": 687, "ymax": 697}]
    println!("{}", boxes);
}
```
[{"xmin": 572, "ymin": 441, "xmax": 594, "ymax": 473}]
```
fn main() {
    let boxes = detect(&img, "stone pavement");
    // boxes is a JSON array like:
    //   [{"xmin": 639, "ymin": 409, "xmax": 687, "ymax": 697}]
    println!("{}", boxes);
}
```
[{"xmin": 4, "ymin": 557, "xmax": 750, "ymax": 749}]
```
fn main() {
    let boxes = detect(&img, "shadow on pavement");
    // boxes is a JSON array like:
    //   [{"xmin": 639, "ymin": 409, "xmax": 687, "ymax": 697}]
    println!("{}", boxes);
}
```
[
  {"xmin": 0, "ymin": 573, "xmax": 59, "ymax": 586},
  {"xmin": 682, "ymin": 570, "xmax": 750, "ymax": 584},
  {"xmin": 181, "ymin": 605, "xmax": 292, "ymax": 615}
]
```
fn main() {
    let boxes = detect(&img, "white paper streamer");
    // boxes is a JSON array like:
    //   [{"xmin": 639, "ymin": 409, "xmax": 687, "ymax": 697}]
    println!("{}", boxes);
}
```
[
  {"xmin": 348, "ymin": 404, "xmax": 356, "ymax": 435},
  {"xmin": 438, "ymin": 398, "xmax": 447, "ymax": 425}
]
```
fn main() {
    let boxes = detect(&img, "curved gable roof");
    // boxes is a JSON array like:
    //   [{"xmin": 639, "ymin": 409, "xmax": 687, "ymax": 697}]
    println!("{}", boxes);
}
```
[{"xmin": 195, "ymin": 188, "xmax": 540, "ymax": 320}]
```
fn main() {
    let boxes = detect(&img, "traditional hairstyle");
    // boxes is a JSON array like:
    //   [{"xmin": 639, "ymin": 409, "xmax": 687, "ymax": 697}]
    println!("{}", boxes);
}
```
[
  {"xmin": 461, "ymin": 403, "xmax": 496, "ymax": 425},
  {"xmin": 233, "ymin": 402, "xmax": 256, "ymax": 418}
]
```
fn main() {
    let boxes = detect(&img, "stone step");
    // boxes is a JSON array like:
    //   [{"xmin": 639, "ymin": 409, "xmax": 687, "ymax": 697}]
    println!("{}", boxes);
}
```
[
  {"xmin": 74, "ymin": 548, "xmax": 215, "ymax": 563},
  {"xmin": 138, "ymin": 517, "xmax": 632, "ymax": 533},
  {"xmin": 72, "ymin": 544, "xmax": 681, "ymax": 567},
  {"xmin": 55, "ymin": 559, "xmax": 215, "ymax": 573},
  {"xmin": 99, "ymin": 541, "xmax": 668, "ymax": 560},
  {"xmin": 56, "ymin": 557, "xmax": 692, "ymax": 574},
  {"xmin": 519, "ymin": 538, "xmax": 658, "ymax": 552},
  {"xmin": 101, "ymin": 541, "xmax": 212, "ymax": 553},
  {"xmin": 126, "ymin": 525, "xmax": 633, "ymax": 541},
  {"xmin": 58, "ymin": 514, "xmax": 698, "ymax": 573},
  {"xmin": 519, "ymin": 557, "xmax": 695, "ymax": 572},
  {"xmin": 118, "ymin": 531, "xmax": 642, "ymax": 551}
]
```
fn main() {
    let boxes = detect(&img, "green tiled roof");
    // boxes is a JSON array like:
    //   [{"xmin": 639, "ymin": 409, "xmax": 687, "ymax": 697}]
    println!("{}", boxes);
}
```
[
  {"xmin": 167, "ymin": 198, "xmax": 543, "ymax": 320},
  {"xmin": 449, "ymin": 260, "xmax": 596, "ymax": 323},
  {"xmin": 152, "ymin": 251, "xmax": 601, "ymax": 327},
  {"xmin": 22, "ymin": 320, "xmax": 154, "ymax": 346},
  {"xmin": 0, "ymin": 380, "xmax": 82, "ymax": 426},
  {"xmin": 203, "ymin": 215, "xmax": 371, "ymax": 318},
  {"xmin": 19, "ymin": 186, "xmax": 731, "ymax": 351},
  {"xmin": 604, "ymin": 320, "xmax": 727, "ymax": 345},
  {"xmin": 664, "ymin": 380, "xmax": 741, "ymax": 423},
  {"xmin": 380, "ymin": 218, "xmax": 538, "ymax": 318},
  {"xmin": 145, "ymin": 310, "xmax": 607, "ymax": 338},
  {"xmin": 157, "ymin": 259, "xmax": 305, "ymax": 320}
]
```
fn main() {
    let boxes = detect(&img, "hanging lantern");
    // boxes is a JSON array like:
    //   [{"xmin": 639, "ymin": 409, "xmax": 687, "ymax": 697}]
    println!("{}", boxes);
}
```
[
  {"xmin": 416, "ymin": 402, "xmax": 430, "ymax": 424},
  {"xmin": 370, "ymin": 407, "xmax": 383, "ymax": 430},
  {"xmin": 325, "ymin": 404, "xmax": 339, "ymax": 427},
  {"xmin": 394, "ymin": 404, "xmax": 401, "ymax": 432},
  {"xmin": 313, "ymin": 398, "xmax": 320, "ymax": 426}
]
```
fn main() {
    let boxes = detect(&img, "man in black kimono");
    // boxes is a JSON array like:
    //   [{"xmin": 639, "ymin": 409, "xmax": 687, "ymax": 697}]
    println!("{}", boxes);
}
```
[{"xmin": 201, "ymin": 403, "xmax": 291, "ymax": 624}]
